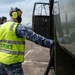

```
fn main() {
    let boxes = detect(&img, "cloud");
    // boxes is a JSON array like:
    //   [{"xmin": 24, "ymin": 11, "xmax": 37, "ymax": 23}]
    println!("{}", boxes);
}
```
[{"xmin": 0, "ymin": 0, "xmax": 24, "ymax": 4}]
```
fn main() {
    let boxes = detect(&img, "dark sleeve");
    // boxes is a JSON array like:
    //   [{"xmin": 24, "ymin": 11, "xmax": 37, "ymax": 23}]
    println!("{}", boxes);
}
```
[{"xmin": 16, "ymin": 24, "xmax": 53, "ymax": 48}]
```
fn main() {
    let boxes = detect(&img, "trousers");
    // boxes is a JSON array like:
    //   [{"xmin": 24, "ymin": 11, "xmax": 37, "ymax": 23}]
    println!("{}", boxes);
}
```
[{"xmin": 0, "ymin": 63, "xmax": 24, "ymax": 75}]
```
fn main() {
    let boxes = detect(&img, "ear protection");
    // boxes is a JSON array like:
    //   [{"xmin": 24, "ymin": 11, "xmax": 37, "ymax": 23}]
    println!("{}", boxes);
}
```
[
  {"xmin": 10, "ymin": 8, "xmax": 18, "ymax": 19},
  {"xmin": 12, "ymin": 11, "xmax": 18, "ymax": 19}
]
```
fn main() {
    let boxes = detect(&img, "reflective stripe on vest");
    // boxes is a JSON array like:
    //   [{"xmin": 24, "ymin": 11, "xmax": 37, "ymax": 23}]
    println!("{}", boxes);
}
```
[
  {"xmin": 0, "ymin": 40, "xmax": 25, "ymax": 44},
  {"xmin": 10, "ymin": 22, "xmax": 15, "ymax": 30},
  {"xmin": 0, "ymin": 49, "xmax": 24, "ymax": 55}
]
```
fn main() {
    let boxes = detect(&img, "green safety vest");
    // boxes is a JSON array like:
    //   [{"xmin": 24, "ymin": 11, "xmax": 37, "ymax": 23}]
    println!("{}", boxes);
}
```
[{"xmin": 0, "ymin": 22, "xmax": 25, "ymax": 65}]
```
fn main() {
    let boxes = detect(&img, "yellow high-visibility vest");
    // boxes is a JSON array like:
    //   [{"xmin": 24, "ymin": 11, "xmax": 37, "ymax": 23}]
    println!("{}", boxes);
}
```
[{"xmin": 0, "ymin": 22, "xmax": 25, "ymax": 65}]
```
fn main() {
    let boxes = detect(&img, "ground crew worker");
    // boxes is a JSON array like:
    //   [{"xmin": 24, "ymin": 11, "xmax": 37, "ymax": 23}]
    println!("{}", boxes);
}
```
[
  {"xmin": 0, "ymin": 7, "xmax": 54, "ymax": 75},
  {"xmin": 0, "ymin": 16, "xmax": 7, "ymax": 24}
]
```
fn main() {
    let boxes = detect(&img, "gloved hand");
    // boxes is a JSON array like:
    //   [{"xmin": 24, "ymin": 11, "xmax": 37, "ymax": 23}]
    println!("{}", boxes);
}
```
[
  {"xmin": 49, "ymin": 39, "xmax": 54, "ymax": 49},
  {"xmin": 44, "ymin": 39, "xmax": 54, "ymax": 48}
]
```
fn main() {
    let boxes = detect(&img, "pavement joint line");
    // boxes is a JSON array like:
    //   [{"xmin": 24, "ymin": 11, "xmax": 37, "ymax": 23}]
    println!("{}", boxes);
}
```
[
  {"xmin": 22, "ymin": 60, "xmax": 48, "ymax": 65},
  {"xmin": 23, "ymin": 49, "xmax": 48, "ymax": 65},
  {"xmin": 24, "ymin": 50, "xmax": 32, "ymax": 58}
]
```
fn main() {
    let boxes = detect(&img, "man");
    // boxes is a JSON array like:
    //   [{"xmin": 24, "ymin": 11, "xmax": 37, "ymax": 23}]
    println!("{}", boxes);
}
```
[
  {"xmin": 0, "ymin": 7, "xmax": 54, "ymax": 75},
  {"xmin": 0, "ymin": 16, "xmax": 7, "ymax": 24}
]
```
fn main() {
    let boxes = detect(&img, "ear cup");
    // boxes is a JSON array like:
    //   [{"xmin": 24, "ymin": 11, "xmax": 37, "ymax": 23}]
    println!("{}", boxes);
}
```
[{"xmin": 12, "ymin": 11, "xmax": 18, "ymax": 19}]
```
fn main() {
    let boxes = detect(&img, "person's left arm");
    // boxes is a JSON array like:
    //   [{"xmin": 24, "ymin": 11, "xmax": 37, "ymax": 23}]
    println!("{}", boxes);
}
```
[{"xmin": 16, "ymin": 24, "xmax": 53, "ymax": 48}]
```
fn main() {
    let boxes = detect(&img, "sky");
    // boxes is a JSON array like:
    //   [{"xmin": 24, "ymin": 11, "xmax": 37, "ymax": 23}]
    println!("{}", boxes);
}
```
[{"xmin": 0, "ymin": 0, "xmax": 49, "ymax": 26}]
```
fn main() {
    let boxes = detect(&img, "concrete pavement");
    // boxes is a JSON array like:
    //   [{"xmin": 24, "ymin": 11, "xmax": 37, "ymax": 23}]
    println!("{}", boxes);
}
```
[{"xmin": 22, "ymin": 40, "xmax": 52, "ymax": 75}]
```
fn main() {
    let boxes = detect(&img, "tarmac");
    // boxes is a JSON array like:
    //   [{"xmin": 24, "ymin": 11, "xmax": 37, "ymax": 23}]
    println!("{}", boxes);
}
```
[{"xmin": 22, "ymin": 40, "xmax": 52, "ymax": 75}]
